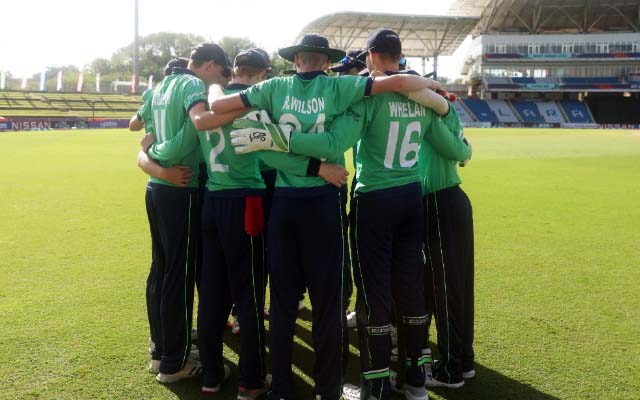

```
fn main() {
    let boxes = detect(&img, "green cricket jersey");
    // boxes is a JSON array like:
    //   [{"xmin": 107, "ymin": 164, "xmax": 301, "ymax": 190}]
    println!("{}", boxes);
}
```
[
  {"xmin": 198, "ymin": 84, "xmax": 265, "ymax": 191},
  {"xmin": 288, "ymin": 89, "xmax": 468, "ymax": 194},
  {"xmin": 418, "ymin": 105, "xmax": 471, "ymax": 194},
  {"xmin": 241, "ymin": 72, "xmax": 371, "ymax": 189},
  {"xmin": 139, "ymin": 69, "xmax": 206, "ymax": 188}
]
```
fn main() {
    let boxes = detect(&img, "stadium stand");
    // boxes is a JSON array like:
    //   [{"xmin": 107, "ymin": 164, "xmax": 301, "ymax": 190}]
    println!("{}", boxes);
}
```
[
  {"xmin": 485, "ymin": 99, "xmax": 520, "ymax": 123},
  {"xmin": 452, "ymin": 101, "xmax": 476, "ymax": 123},
  {"xmin": 510, "ymin": 101, "xmax": 545, "ymax": 123},
  {"xmin": 462, "ymin": 98, "xmax": 499, "ymax": 123},
  {"xmin": 0, "ymin": 91, "xmax": 140, "ymax": 119},
  {"xmin": 560, "ymin": 101, "xmax": 594, "ymax": 123},
  {"xmin": 535, "ymin": 101, "xmax": 567, "ymax": 124}
]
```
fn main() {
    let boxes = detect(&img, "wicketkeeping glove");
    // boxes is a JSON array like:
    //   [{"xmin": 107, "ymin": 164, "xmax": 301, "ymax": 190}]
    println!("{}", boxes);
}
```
[{"xmin": 230, "ymin": 119, "xmax": 292, "ymax": 154}]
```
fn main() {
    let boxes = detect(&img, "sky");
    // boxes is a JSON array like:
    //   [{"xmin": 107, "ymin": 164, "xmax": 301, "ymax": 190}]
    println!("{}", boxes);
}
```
[{"xmin": 0, "ymin": 0, "xmax": 470, "ymax": 79}]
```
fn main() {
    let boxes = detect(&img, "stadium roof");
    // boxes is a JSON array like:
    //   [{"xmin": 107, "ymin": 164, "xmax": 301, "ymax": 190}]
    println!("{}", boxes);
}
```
[
  {"xmin": 449, "ymin": 0, "xmax": 640, "ymax": 35},
  {"xmin": 293, "ymin": 12, "xmax": 480, "ymax": 57}
]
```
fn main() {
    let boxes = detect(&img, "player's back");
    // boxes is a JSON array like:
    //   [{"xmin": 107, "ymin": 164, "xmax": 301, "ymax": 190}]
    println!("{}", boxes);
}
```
[
  {"xmin": 145, "ymin": 72, "xmax": 203, "ymax": 187},
  {"xmin": 355, "ymin": 91, "xmax": 437, "ymax": 194},
  {"xmin": 243, "ymin": 73, "xmax": 370, "ymax": 190},
  {"xmin": 198, "ymin": 84, "xmax": 265, "ymax": 192}
]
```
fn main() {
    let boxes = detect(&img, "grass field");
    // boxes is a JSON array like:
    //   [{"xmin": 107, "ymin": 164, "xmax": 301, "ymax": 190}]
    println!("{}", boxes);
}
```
[{"xmin": 1, "ymin": 128, "xmax": 639, "ymax": 400}]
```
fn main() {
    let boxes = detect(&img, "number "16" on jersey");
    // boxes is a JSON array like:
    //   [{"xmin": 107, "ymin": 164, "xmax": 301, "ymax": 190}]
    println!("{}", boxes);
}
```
[{"xmin": 383, "ymin": 121, "xmax": 421, "ymax": 169}]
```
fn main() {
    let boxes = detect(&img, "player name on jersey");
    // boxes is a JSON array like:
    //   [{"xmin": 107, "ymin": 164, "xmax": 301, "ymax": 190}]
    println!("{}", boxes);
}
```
[
  {"xmin": 282, "ymin": 95, "xmax": 325, "ymax": 115},
  {"xmin": 388, "ymin": 101, "xmax": 427, "ymax": 118}
]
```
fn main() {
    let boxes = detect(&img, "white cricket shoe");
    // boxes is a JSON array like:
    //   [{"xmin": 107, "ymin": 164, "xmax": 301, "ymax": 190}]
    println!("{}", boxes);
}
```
[
  {"xmin": 424, "ymin": 371, "xmax": 464, "ymax": 389},
  {"xmin": 390, "ymin": 371, "xmax": 429, "ymax": 400},
  {"xmin": 342, "ymin": 383, "xmax": 379, "ymax": 400},
  {"xmin": 462, "ymin": 369, "xmax": 476, "ymax": 379},
  {"xmin": 156, "ymin": 359, "xmax": 203, "ymax": 384}
]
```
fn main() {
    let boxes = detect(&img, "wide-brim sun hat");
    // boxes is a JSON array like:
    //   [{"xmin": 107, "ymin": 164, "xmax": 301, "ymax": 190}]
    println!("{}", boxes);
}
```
[{"xmin": 278, "ymin": 33, "xmax": 345, "ymax": 63}]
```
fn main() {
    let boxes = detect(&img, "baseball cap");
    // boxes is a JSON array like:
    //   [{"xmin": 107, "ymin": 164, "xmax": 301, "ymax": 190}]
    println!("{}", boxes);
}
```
[
  {"xmin": 279, "ymin": 33, "xmax": 345, "ymax": 63},
  {"xmin": 234, "ymin": 48, "xmax": 272, "ymax": 70},
  {"xmin": 163, "ymin": 57, "xmax": 189, "ymax": 76},
  {"xmin": 190, "ymin": 42, "xmax": 232, "ymax": 75},
  {"xmin": 363, "ymin": 28, "xmax": 402, "ymax": 55},
  {"xmin": 330, "ymin": 50, "xmax": 367, "ymax": 73}
]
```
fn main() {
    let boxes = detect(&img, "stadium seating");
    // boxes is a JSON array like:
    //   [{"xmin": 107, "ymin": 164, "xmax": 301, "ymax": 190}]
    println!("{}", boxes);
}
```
[
  {"xmin": 0, "ymin": 91, "xmax": 141, "ymax": 118},
  {"xmin": 485, "ymin": 100, "xmax": 520, "ymax": 123},
  {"xmin": 452, "ymin": 101, "xmax": 476, "ymax": 122},
  {"xmin": 560, "ymin": 101, "xmax": 594, "ymax": 123},
  {"xmin": 510, "ymin": 101, "xmax": 545, "ymax": 123},
  {"xmin": 462, "ymin": 99, "xmax": 499, "ymax": 123},
  {"xmin": 534, "ymin": 101, "xmax": 567, "ymax": 123}
]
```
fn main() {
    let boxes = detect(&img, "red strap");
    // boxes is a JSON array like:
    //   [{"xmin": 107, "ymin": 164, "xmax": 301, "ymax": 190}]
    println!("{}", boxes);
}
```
[{"xmin": 244, "ymin": 195, "xmax": 264, "ymax": 237}]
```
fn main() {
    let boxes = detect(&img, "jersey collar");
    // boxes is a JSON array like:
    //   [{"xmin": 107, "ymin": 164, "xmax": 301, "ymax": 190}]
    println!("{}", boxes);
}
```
[
  {"xmin": 296, "ymin": 71, "xmax": 328, "ymax": 80},
  {"xmin": 171, "ymin": 67, "xmax": 197, "ymax": 77},
  {"xmin": 225, "ymin": 83, "xmax": 250, "ymax": 90}
]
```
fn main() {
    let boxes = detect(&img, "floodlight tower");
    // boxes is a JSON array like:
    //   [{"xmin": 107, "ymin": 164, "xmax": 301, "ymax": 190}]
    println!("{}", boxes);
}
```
[{"xmin": 133, "ymin": 0, "xmax": 140, "ymax": 94}]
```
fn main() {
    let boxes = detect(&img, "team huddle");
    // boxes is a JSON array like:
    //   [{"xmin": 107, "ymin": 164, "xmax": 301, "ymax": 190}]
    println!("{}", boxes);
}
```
[{"xmin": 130, "ymin": 28, "xmax": 475, "ymax": 400}]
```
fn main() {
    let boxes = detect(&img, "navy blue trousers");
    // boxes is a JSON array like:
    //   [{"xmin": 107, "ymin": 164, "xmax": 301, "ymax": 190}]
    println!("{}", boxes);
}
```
[
  {"xmin": 268, "ymin": 187, "xmax": 348, "ymax": 400},
  {"xmin": 145, "ymin": 183, "xmax": 198, "ymax": 374},
  {"xmin": 424, "ymin": 185, "xmax": 475, "ymax": 383},
  {"xmin": 198, "ymin": 191, "xmax": 267, "ymax": 389},
  {"xmin": 351, "ymin": 183, "xmax": 427, "ymax": 399}
]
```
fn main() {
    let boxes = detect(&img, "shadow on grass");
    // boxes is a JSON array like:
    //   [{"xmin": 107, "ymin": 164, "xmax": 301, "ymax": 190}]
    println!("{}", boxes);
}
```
[
  {"xmin": 426, "ymin": 362, "xmax": 561, "ymax": 400},
  {"xmin": 155, "ymin": 327, "xmax": 559, "ymax": 400}
]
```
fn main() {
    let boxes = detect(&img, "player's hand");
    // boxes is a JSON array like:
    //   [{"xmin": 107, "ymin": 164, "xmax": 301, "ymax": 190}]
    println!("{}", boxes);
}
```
[
  {"xmin": 230, "ymin": 119, "xmax": 292, "ymax": 154},
  {"xmin": 141, "ymin": 133, "xmax": 155, "ymax": 152},
  {"xmin": 160, "ymin": 166, "xmax": 194, "ymax": 187},
  {"xmin": 318, "ymin": 162, "xmax": 349, "ymax": 188},
  {"xmin": 459, "ymin": 138, "xmax": 472, "ymax": 167}
]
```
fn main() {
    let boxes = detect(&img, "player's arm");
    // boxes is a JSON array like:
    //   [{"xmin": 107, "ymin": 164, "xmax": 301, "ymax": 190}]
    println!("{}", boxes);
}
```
[
  {"xmin": 370, "ymin": 74, "xmax": 449, "ymax": 116},
  {"xmin": 143, "ymin": 123, "xmax": 198, "ymax": 162},
  {"xmin": 189, "ymin": 102, "xmax": 245, "ymax": 131},
  {"xmin": 211, "ymin": 78, "xmax": 273, "ymax": 114},
  {"xmin": 426, "ymin": 114, "xmax": 471, "ymax": 162},
  {"xmin": 230, "ymin": 102, "xmax": 367, "ymax": 158},
  {"xmin": 137, "ymin": 150, "xmax": 194, "ymax": 187},
  {"xmin": 129, "ymin": 113, "xmax": 144, "ymax": 131},
  {"xmin": 288, "ymin": 104, "xmax": 367, "ymax": 159},
  {"xmin": 132, "ymin": 88, "xmax": 153, "ymax": 131},
  {"xmin": 259, "ymin": 153, "xmax": 348, "ymax": 188}
]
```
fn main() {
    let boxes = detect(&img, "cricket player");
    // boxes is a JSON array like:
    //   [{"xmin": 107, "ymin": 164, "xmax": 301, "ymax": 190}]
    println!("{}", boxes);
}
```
[
  {"xmin": 131, "ymin": 57, "xmax": 194, "ymax": 188},
  {"xmin": 137, "ymin": 42, "xmax": 234, "ymax": 384},
  {"xmin": 420, "ymin": 103, "xmax": 475, "ymax": 389}
]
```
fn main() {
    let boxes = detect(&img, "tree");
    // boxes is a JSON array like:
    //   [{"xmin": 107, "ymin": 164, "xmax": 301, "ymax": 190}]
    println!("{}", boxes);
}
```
[
  {"xmin": 109, "ymin": 32, "xmax": 206, "ymax": 80},
  {"xmin": 269, "ymin": 52, "xmax": 294, "ymax": 77},
  {"xmin": 218, "ymin": 37, "xmax": 257, "ymax": 61},
  {"xmin": 88, "ymin": 58, "xmax": 112, "ymax": 75}
]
